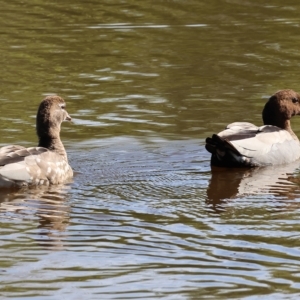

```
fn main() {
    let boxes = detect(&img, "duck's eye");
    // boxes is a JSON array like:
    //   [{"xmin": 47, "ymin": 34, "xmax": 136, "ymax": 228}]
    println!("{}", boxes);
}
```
[
  {"xmin": 61, "ymin": 105, "xmax": 65, "ymax": 109},
  {"xmin": 292, "ymin": 98, "xmax": 299, "ymax": 103}
]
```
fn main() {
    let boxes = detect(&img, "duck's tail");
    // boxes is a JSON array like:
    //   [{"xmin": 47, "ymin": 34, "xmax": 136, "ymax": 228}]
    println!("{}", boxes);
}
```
[{"xmin": 205, "ymin": 134, "xmax": 248, "ymax": 167}]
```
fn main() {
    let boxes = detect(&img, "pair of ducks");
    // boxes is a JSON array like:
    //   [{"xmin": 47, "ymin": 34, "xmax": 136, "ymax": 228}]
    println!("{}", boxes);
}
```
[{"xmin": 0, "ymin": 89, "xmax": 299, "ymax": 188}]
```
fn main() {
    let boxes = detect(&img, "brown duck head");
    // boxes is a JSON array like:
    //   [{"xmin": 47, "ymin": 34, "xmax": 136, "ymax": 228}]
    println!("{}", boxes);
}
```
[{"xmin": 263, "ymin": 89, "xmax": 300, "ymax": 129}]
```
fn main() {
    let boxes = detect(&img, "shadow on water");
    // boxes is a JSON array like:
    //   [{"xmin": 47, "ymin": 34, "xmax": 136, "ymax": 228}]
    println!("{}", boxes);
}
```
[{"xmin": 206, "ymin": 161, "xmax": 300, "ymax": 212}]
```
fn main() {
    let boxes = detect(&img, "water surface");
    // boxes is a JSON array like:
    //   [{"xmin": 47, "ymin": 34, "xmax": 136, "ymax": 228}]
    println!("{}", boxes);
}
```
[{"xmin": 1, "ymin": 0, "xmax": 300, "ymax": 299}]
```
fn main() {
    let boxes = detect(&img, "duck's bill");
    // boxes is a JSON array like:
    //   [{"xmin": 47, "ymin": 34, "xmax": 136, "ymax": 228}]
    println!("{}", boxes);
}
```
[{"xmin": 65, "ymin": 113, "xmax": 72, "ymax": 121}]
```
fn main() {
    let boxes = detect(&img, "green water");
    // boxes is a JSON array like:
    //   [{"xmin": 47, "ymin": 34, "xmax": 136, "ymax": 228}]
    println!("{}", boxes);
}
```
[{"xmin": 1, "ymin": 1, "xmax": 300, "ymax": 299}]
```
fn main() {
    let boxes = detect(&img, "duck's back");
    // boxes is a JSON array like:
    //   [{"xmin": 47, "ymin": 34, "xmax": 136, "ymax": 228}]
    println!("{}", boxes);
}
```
[
  {"xmin": 0, "ymin": 145, "xmax": 73, "ymax": 187},
  {"xmin": 206, "ymin": 122, "xmax": 300, "ymax": 167}
]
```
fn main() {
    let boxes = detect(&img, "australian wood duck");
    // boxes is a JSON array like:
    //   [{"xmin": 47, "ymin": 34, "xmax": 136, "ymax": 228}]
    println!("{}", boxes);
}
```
[
  {"xmin": 206, "ymin": 89, "xmax": 300, "ymax": 167},
  {"xmin": 0, "ymin": 95, "xmax": 73, "ymax": 187}
]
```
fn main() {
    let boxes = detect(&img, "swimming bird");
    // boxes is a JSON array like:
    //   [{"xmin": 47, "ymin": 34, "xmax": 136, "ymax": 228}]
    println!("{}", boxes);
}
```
[
  {"xmin": 0, "ymin": 95, "xmax": 73, "ymax": 187},
  {"xmin": 205, "ymin": 89, "xmax": 300, "ymax": 167}
]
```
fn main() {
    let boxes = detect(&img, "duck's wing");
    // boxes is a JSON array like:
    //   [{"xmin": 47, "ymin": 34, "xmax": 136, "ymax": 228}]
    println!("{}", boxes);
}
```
[
  {"xmin": 0, "ymin": 145, "xmax": 48, "ymax": 166},
  {"xmin": 219, "ymin": 122, "xmax": 260, "ymax": 141},
  {"xmin": 205, "ymin": 122, "xmax": 260, "ymax": 165},
  {"xmin": 0, "ymin": 146, "xmax": 72, "ymax": 187},
  {"xmin": 206, "ymin": 122, "xmax": 300, "ymax": 167}
]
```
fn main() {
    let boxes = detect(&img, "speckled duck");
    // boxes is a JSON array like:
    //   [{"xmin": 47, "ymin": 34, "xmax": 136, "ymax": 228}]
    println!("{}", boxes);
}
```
[{"xmin": 0, "ymin": 95, "xmax": 73, "ymax": 187}]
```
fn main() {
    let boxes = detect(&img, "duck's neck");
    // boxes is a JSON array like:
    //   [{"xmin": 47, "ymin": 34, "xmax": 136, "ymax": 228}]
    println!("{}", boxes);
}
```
[
  {"xmin": 38, "ymin": 135, "xmax": 68, "ymax": 160},
  {"xmin": 263, "ymin": 102, "xmax": 299, "ymax": 141},
  {"xmin": 264, "ymin": 117, "xmax": 298, "ymax": 141},
  {"xmin": 283, "ymin": 120, "xmax": 298, "ymax": 141}
]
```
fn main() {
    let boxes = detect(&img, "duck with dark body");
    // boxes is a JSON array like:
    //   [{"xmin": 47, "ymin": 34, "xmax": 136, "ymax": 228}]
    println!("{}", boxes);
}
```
[{"xmin": 205, "ymin": 90, "xmax": 300, "ymax": 167}]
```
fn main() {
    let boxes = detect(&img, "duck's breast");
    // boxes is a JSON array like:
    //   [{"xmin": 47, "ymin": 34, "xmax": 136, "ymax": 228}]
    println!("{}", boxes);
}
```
[{"xmin": 25, "ymin": 151, "xmax": 73, "ymax": 185}]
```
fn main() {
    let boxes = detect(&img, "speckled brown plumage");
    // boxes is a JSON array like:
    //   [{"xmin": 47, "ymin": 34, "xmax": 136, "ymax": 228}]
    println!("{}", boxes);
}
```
[{"xmin": 0, "ymin": 96, "xmax": 73, "ymax": 188}]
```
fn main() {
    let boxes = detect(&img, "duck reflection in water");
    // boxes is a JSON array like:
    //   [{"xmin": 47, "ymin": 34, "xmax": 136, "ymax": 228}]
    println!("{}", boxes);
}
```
[
  {"xmin": 205, "ymin": 89, "xmax": 300, "ymax": 210},
  {"xmin": 206, "ymin": 162, "xmax": 300, "ymax": 210},
  {"xmin": 0, "ymin": 95, "xmax": 73, "ymax": 249},
  {"xmin": 0, "ymin": 183, "xmax": 72, "ymax": 250}
]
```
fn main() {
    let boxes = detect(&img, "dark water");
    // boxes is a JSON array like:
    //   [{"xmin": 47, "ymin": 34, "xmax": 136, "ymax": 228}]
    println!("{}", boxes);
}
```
[{"xmin": 1, "ymin": 0, "xmax": 300, "ymax": 299}]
